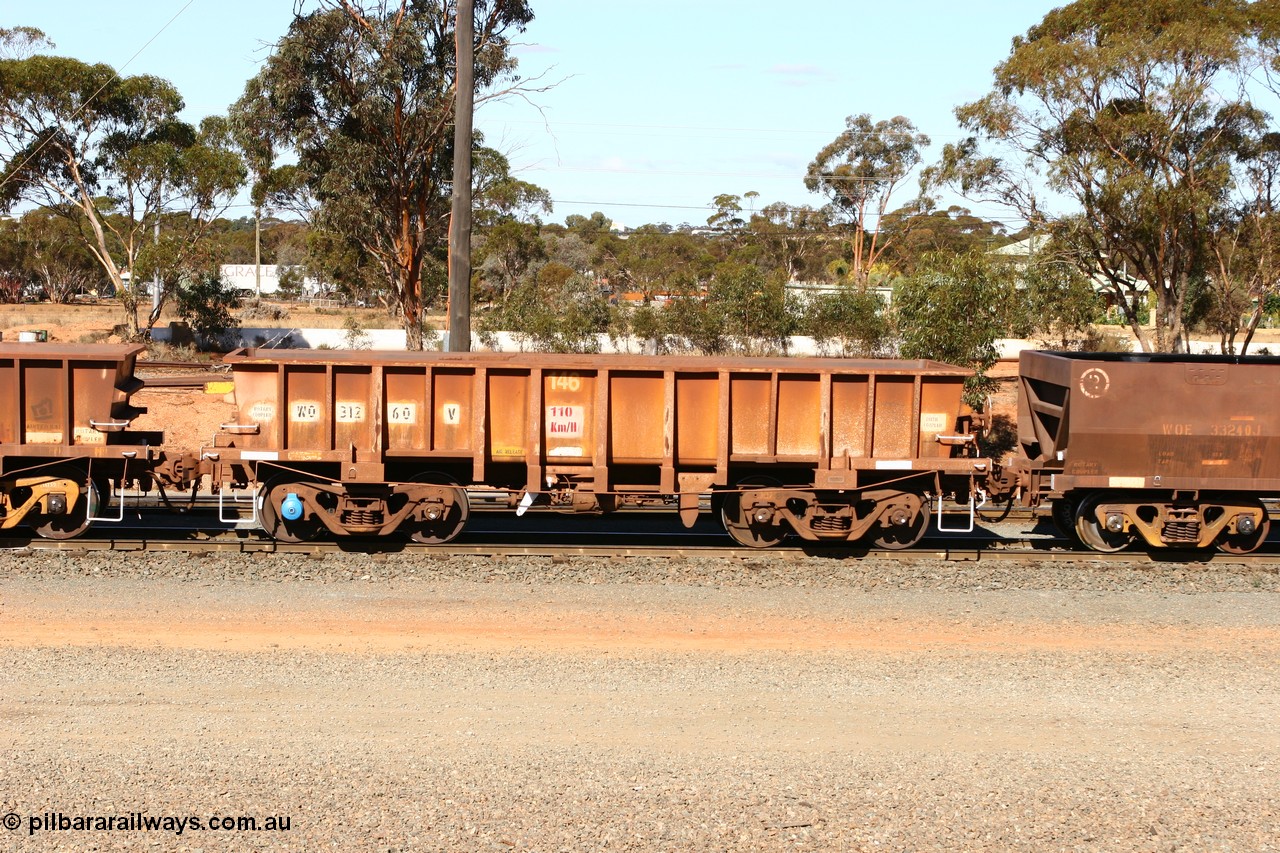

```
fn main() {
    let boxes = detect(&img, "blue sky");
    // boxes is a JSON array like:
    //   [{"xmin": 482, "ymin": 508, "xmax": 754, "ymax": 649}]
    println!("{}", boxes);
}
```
[{"xmin": 15, "ymin": 1, "xmax": 1064, "ymax": 230}]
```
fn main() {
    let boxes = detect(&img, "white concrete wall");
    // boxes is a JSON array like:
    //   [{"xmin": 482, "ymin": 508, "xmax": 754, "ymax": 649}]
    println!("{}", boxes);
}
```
[{"xmin": 152, "ymin": 326, "xmax": 1248, "ymax": 357}]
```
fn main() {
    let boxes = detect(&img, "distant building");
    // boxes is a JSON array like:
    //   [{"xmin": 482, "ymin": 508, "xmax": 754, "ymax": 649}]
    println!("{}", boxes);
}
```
[
  {"xmin": 220, "ymin": 264, "xmax": 285, "ymax": 296},
  {"xmin": 785, "ymin": 280, "xmax": 895, "ymax": 306},
  {"xmin": 992, "ymin": 235, "xmax": 1149, "ymax": 308},
  {"xmin": 219, "ymin": 264, "xmax": 330, "ymax": 299}
]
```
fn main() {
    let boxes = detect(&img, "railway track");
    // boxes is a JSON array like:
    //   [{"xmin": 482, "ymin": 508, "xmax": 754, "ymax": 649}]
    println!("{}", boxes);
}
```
[
  {"xmin": 5, "ymin": 528, "xmax": 1280, "ymax": 566},
  {"xmin": 5, "ymin": 493, "xmax": 1280, "ymax": 564}
]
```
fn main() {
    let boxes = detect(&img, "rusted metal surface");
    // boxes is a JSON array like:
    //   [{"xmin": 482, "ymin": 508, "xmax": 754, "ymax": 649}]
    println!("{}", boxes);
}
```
[
  {"xmin": 0, "ymin": 344, "xmax": 203, "ymax": 539},
  {"xmin": 0, "ymin": 343, "xmax": 147, "ymax": 449},
  {"xmin": 215, "ymin": 348, "xmax": 986, "ymax": 544},
  {"xmin": 1010, "ymin": 351, "xmax": 1280, "ymax": 553},
  {"xmin": 1017, "ymin": 351, "xmax": 1280, "ymax": 491},
  {"xmin": 218, "ymin": 348, "xmax": 978, "ymax": 483}
]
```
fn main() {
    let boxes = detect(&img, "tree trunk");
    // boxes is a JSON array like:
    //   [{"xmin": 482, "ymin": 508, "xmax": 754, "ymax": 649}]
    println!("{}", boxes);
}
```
[
  {"xmin": 119, "ymin": 293, "xmax": 143, "ymax": 341},
  {"xmin": 403, "ymin": 288, "xmax": 423, "ymax": 350}
]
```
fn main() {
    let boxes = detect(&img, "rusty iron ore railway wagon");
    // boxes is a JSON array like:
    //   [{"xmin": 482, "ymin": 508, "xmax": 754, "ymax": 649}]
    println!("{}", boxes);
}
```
[
  {"xmin": 208, "ymin": 349, "xmax": 987, "ymax": 547},
  {"xmin": 0, "ymin": 343, "xmax": 199, "ymax": 539},
  {"xmin": 8, "ymin": 343, "xmax": 1279, "ymax": 555},
  {"xmin": 0, "ymin": 344, "xmax": 988, "ymax": 548},
  {"xmin": 994, "ymin": 350, "xmax": 1280, "ymax": 554}
]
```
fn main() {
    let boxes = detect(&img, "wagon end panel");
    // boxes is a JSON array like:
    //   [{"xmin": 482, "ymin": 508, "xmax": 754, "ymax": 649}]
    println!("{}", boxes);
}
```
[
  {"xmin": 228, "ymin": 364, "xmax": 282, "ymax": 450},
  {"xmin": 0, "ymin": 344, "xmax": 147, "ymax": 450},
  {"xmin": 918, "ymin": 377, "xmax": 967, "ymax": 458},
  {"xmin": 1015, "ymin": 350, "xmax": 1074, "ymax": 464}
]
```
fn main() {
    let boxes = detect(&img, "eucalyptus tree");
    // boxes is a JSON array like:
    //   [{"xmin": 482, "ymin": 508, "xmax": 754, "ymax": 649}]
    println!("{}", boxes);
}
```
[
  {"xmin": 227, "ymin": 75, "xmax": 303, "ymax": 300},
  {"xmin": 937, "ymin": 0, "xmax": 1277, "ymax": 352},
  {"xmin": 804, "ymin": 114, "xmax": 930, "ymax": 286},
  {"xmin": 16, "ymin": 208, "xmax": 105, "ymax": 303},
  {"xmin": 0, "ymin": 30, "xmax": 244, "ymax": 338},
  {"xmin": 746, "ymin": 202, "xmax": 833, "ymax": 282},
  {"xmin": 238, "ymin": 0, "xmax": 536, "ymax": 349},
  {"xmin": 877, "ymin": 205, "xmax": 1010, "ymax": 276},
  {"xmin": 893, "ymin": 251, "xmax": 1024, "ymax": 406},
  {"xmin": 0, "ymin": 217, "xmax": 26, "ymax": 302},
  {"xmin": 614, "ymin": 226, "xmax": 715, "ymax": 297}
]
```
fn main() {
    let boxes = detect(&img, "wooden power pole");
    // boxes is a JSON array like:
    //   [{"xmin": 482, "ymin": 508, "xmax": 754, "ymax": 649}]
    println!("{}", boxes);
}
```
[{"xmin": 447, "ymin": 0, "xmax": 474, "ymax": 352}]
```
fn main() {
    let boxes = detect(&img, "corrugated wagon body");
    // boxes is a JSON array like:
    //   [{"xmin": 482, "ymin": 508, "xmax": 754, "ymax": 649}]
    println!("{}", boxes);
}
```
[
  {"xmin": 0, "ymin": 343, "xmax": 199, "ymax": 538},
  {"xmin": 214, "ymin": 349, "xmax": 986, "ymax": 546},
  {"xmin": 1008, "ymin": 350, "xmax": 1280, "ymax": 553}
]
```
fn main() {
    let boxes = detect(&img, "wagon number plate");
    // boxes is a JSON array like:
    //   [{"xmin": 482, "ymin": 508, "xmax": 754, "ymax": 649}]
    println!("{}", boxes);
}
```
[
  {"xmin": 336, "ymin": 402, "xmax": 366, "ymax": 423},
  {"xmin": 291, "ymin": 402, "xmax": 321, "ymax": 422},
  {"xmin": 388, "ymin": 403, "xmax": 417, "ymax": 425}
]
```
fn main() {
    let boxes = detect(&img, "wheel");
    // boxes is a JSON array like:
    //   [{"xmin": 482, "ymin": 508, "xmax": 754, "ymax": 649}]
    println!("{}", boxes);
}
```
[
  {"xmin": 405, "ymin": 473, "xmax": 469, "ymax": 544},
  {"xmin": 1217, "ymin": 501, "xmax": 1270, "ymax": 555},
  {"xmin": 31, "ymin": 475, "xmax": 99, "ymax": 540},
  {"xmin": 870, "ymin": 496, "xmax": 928, "ymax": 550},
  {"xmin": 719, "ymin": 477, "xmax": 789, "ymax": 548},
  {"xmin": 258, "ymin": 476, "xmax": 324, "ymax": 543},
  {"xmin": 1074, "ymin": 493, "xmax": 1134, "ymax": 553}
]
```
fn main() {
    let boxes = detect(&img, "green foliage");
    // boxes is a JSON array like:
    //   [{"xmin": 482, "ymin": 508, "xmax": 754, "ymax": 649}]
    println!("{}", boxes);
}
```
[
  {"xmin": 613, "ymin": 226, "xmax": 714, "ymax": 296},
  {"xmin": 663, "ymin": 263, "xmax": 795, "ymax": 355},
  {"xmin": 475, "ymin": 220, "xmax": 546, "ymax": 303},
  {"xmin": 477, "ymin": 269, "xmax": 609, "ymax": 353},
  {"xmin": 799, "ymin": 285, "xmax": 891, "ymax": 357},
  {"xmin": 879, "ymin": 206, "xmax": 1011, "ymax": 276},
  {"xmin": 341, "ymin": 314, "xmax": 371, "ymax": 350},
  {"xmin": 276, "ymin": 266, "xmax": 307, "ymax": 300},
  {"xmin": 176, "ymin": 275, "xmax": 241, "ymax": 350},
  {"xmin": 237, "ymin": 1, "xmax": 535, "ymax": 349},
  {"xmin": 941, "ymin": 0, "xmax": 1276, "ymax": 352},
  {"xmin": 805, "ymin": 114, "xmax": 930, "ymax": 284},
  {"xmin": 893, "ymin": 251, "xmax": 1020, "ymax": 406},
  {"xmin": 745, "ymin": 203, "xmax": 832, "ymax": 282},
  {"xmin": 0, "ymin": 42, "xmax": 245, "ymax": 338},
  {"xmin": 15, "ymin": 208, "xmax": 106, "ymax": 302},
  {"xmin": 1018, "ymin": 259, "xmax": 1105, "ymax": 349}
]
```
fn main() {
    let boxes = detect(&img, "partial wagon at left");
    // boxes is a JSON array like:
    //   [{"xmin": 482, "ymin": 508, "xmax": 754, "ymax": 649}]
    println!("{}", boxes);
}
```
[{"xmin": 0, "ymin": 343, "xmax": 200, "ymax": 539}]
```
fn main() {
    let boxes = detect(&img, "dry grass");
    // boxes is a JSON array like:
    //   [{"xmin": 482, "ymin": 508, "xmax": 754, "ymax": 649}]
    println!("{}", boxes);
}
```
[{"xmin": 0, "ymin": 300, "xmax": 421, "ymax": 345}]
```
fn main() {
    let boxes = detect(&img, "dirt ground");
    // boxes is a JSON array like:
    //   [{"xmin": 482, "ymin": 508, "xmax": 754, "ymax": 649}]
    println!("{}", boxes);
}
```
[
  {"xmin": 5, "ymin": 579, "xmax": 1275, "ymax": 655},
  {"xmin": 1, "ymin": 564, "xmax": 1277, "ymax": 850},
  {"xmin": 0, "ymin": 300, "xmax": 398, "ymax": 347},
  {"xmin": 130, "ymin": 386, "xmax": 236, "ymax": 455}
]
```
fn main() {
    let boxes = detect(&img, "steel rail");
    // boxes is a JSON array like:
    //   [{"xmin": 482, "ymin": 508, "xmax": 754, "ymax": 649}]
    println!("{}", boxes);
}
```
[{"xmin": 4, "ymin": 534, "xmax": 1279, "ymax": 566}]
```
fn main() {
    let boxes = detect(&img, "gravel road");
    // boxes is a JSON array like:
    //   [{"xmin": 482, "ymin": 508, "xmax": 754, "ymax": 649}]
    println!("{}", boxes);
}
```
[{"xmin": 1, "ymin": 549, "xmax": 1278, "ymax": 851}]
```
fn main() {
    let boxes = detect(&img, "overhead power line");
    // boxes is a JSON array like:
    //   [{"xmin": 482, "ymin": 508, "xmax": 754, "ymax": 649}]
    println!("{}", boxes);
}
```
[
  {"xmin": 482, "ymin": 117, "xmax": 971, "ymax": 141},
  {"xmin": 0, "ymin": 0, "xmax": 201, "ymax": 194}
]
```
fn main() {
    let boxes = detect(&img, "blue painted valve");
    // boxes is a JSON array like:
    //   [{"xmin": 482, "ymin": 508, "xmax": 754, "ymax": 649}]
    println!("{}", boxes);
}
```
[{"xmin": 281, "ymin": 492, "xmax": 304, "ymax": 521}]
